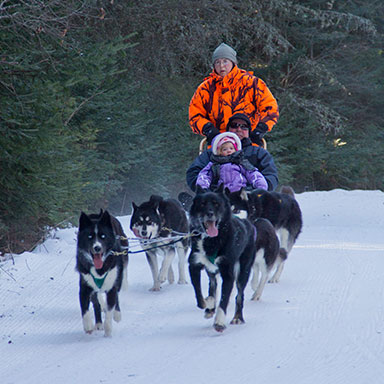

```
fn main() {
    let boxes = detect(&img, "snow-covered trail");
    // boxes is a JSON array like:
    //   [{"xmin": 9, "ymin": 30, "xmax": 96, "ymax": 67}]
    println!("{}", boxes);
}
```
[{"xmin": 1, "ymin": 190, "xmax": 384, "ymax": 384}]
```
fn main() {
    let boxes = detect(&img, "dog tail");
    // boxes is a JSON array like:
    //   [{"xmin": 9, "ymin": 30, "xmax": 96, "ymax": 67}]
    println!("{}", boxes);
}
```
[{"xmin": 280, "ymin": 185, "xmax": 295, "ymax": 198}]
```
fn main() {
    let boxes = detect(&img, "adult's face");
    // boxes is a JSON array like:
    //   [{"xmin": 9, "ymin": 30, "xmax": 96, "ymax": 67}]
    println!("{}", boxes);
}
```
[
  {"xmin": 214, "ymin": 58, "xmax": 234, "ymax": 78},
  {"xmin": 227, "ymin": 119, "xmax": 250, "ymax": 140}
]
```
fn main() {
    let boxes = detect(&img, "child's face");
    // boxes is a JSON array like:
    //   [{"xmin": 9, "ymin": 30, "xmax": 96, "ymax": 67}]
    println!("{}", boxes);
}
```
[{"xmin": 219, "ymin": 142, "xmax": 236, "ymax": 156}]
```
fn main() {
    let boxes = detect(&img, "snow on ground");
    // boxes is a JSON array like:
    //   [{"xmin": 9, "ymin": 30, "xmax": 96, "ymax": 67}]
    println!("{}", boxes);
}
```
[{"xmin": 1, "ymin": 189, "xmax": 384, "ymax": 384}]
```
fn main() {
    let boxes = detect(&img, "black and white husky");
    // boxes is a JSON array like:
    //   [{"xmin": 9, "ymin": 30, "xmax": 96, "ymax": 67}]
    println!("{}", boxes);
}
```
[
  {"xmin": 76, "ymin": 210, "xmax": 128, "ymax": 337},
  {"xmin": 130, "ymin": 195, "xmax": 189, "ymax": 291},
  {"xmin": 188, "ymin": 186, "xmax": 256, "ymax": 332},
  {"xmin": 228, "ymin": 186, "xmax": 302, "ymax": 283}
]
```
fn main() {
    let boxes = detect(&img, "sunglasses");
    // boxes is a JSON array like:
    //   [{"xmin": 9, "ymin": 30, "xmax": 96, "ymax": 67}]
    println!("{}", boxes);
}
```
[{"xmin": 229, "ymin": 123, "xmax": 249, "ymax": 130}]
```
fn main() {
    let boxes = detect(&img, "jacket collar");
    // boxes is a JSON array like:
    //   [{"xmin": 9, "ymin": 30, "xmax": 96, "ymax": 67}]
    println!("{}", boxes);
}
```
[
  {"xmin": 206, "ymin": 66, "xmax": 254, "ymax": 87},
  {"xmin": 241, "ymin": 138, "xmax": 252, "ymax": 148},
  {"xmin": 206, "ymin": 65, "xmax": 240, "ymax": 84}
]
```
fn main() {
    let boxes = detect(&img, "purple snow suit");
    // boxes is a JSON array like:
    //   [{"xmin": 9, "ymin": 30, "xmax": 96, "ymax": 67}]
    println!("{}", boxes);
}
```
[{"xmin": 196, "ymin": 151, "xmax": 268, "ymax": 193}]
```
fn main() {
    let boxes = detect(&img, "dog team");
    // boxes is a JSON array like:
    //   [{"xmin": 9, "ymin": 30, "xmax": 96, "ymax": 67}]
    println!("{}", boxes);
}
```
[{"xmin": 75, "ymin": 185, "xmax": 302, "ymax": 336}]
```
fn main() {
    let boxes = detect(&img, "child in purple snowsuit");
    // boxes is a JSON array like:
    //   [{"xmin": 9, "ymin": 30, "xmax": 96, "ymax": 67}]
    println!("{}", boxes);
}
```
[{"xmin": 196, "ymin": 132, "xmax": 268, "ymax": 192}]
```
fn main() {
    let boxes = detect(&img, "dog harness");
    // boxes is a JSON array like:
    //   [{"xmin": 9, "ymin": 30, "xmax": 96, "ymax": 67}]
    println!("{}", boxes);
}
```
[
  {"xmin": 90, "ymin": 271, "xmax": 109, "ymax": 289},
  {"xmin": 207, "ymin": 250, "xmax": 218, "ymax": 264}
]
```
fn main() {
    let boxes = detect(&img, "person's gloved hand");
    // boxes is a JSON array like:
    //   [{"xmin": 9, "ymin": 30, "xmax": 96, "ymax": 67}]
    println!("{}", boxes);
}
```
[
  {"xmin": 250, "ymin": 122, "xmax": 268, "ymax": 145},
  {"xmin": 202, "ymin": 123, "xmax": 220, "ymax": 144}
]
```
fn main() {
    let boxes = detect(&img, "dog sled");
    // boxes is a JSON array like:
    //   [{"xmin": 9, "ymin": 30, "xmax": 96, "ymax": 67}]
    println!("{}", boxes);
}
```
[{"xmin": 178, "ymin": 135, "xmax": 269, "ymax": 210}]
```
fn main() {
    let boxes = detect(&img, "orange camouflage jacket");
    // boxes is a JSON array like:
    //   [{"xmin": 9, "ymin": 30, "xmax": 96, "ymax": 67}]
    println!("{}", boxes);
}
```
[{"xmin": 189, "ymin": 65, "xmax": 279, "ymax": 135}]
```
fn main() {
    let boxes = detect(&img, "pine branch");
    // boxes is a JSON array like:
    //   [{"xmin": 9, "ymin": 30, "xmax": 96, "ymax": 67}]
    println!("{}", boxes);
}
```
[{"xmin": 64, "ymin": 89, "xmax": 106, "ymax": 126}]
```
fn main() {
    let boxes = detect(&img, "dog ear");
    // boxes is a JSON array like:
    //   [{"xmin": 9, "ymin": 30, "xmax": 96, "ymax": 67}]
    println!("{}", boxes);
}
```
[
  {"xmin": 150, "ymin": 195, "xmax": 163, "ymax": 204},
  {"xmin": 216, "ymin": 183, "xmax": 224, "ymax": 194},
  {"xmin": 224, "ymin": 187, "xmax": 232, "ymax": 197},
  {"xmin": 132, "ymin": 202, "xmax": 138, "ymax": 212},
  {"xmin": 79, "ymin": 211, "xmax": 92, "ymax": 231},
  {"xmin": 149, "ymin": 195, "xmax": 163, "ymax": 211},
  {"xmin": 100, "ymin": 210, "xmax": 112, "ymax": 227},
  {"xmin": 195, "ymin": 185, "xmax": 206, "ymax": 195},
  {"xmin": 240, "ymin": 188, "xmax": 249, "ymax": 201},
  {"xmin": 151, "ymin": 199, "xmax": 159, "ymax": 210}
]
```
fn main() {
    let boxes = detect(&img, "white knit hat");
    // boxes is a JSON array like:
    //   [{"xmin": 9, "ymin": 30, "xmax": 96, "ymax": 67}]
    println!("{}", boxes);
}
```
[
  {"xmin": 212, "ymin": 43, "xmax": 238, "ymax": 65},
  {"xmin": 212, "ymin": 132, "xmax": 242, "ymax": 155}
]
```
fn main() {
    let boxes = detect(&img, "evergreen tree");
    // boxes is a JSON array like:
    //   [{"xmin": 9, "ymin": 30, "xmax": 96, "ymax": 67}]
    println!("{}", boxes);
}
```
[{"xmin": 0, "ymin": 1, "xmax": 135, "ymax": 252}]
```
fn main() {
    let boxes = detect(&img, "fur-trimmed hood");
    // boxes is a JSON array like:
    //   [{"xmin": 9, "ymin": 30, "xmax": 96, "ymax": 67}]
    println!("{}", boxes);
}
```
[{"xmin": 211, "ymin": 132, "xmax": 242, "ymax": 155}]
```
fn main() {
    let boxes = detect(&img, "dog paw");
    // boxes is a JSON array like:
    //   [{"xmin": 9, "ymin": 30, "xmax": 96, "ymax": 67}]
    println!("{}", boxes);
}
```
[
  {"xmin": 95, "ymin": 322, "xmax": 104, "ymax": 331},
  {"xmin": 214, "ymin": 323, "xmax": 226, "ymax": 333},
  {"xmin": 177, "ymin": 279, "xmax": 188, "ymax": 285},
  {"xmin": 149, "ymin": 286, "xmax": 161, "ymax": 292},
  {"xmin": 213, "ymin": 308, "xmax": 226, "ymax": 332},
  {"xmin": 82, "ymin": 311, "xmax": 94, "ymax": 334},
  {"xmin": 268, "ymin": 277, "xmax": 279, "ymax": 284},
  {"xmin": 230, "ymin": 317, "xmax": 245, "ymax": 325},
  {"xmin": 204, "ymin": 309, "xmax": 215, "ymax": 319},
  {"xmin": 251, "ymin": 292, "xmax": 261, "ymax": 301},
  {"xmin": 113, "ymin": 310, "xmax": 121, "ymax": 322}
]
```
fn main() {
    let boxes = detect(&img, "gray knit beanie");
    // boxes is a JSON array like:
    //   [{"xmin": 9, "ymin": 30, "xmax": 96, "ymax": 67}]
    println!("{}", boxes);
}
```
[{"xmin": 212, "ymin": 43, "xmax": 238, "ymax": 65}]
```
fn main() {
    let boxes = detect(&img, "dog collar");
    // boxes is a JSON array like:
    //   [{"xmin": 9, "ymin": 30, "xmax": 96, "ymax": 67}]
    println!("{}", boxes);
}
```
[{"xmin": 90, "ymin": 271, "xmax": 109, "ymax": 289}]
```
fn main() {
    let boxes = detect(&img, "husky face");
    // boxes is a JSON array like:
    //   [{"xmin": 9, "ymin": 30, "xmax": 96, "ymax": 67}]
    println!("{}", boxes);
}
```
[
  {"xmin": 130, "ymin": 202, "xmax": 161, "ymax": 240},
  {"xmin": 247, "ymin": 190, "xmax": 268, "ymax": 222},
  {"xmin": 227, "ymin": 188, "xmax": 268, "ymax": 222},
  {"xmin": 77, "ymin": 211, "xmax": 116, "ymax": 270},
  {"xmin": 226, "ymin": 188, "xmax": 250, "ymax": 219},
  {"xmin": 189, "ymin": 186, "xmax": 230, "ymax": 238}
]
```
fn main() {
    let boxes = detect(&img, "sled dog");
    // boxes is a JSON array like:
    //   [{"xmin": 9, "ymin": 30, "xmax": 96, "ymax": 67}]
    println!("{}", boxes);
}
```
[
  {"xmin": 130, "ymin": 195, "xmax": 189, "ymax": 291},
  {"xmin": 188, "ymin": 185, "xmax": 256, "ymax": 332},
  {"xmin": 228, "ymin": 186, "xmax": 302, "ymax": 283},
  {"xmin": 76, "ymin": 210, "xmax": 128, "ymax": 337}
]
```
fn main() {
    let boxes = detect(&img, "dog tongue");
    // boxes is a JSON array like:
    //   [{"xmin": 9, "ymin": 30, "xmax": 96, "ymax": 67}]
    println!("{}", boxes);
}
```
[
  {"xmin": 93, "ymin": 254, "xmax": 103, "ymax": 269},
  {"xmin": 206, "ymin": 221, "xmax": 218, "ymax": 237}
]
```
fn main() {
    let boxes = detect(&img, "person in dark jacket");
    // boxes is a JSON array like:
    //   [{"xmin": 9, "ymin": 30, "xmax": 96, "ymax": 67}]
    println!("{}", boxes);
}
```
[
  {"xmin": 186, "ymin": 113, "xmax": 278, "ymax": 192},
  {"xmin": 196, "ymin": 132, "xmax": 268, "ymax": 192}
]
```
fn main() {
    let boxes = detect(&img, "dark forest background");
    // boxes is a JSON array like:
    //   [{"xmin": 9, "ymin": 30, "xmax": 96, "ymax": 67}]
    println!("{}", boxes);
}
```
[{"xmin": 1, "ymin": 0, "xmax": 383, "ymax": 253}]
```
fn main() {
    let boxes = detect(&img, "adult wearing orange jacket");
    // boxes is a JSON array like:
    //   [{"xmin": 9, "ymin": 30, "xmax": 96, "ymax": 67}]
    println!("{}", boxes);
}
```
[{"xmin": 189, "ymin": 42, "xmax": 279, "ymax": 146}]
